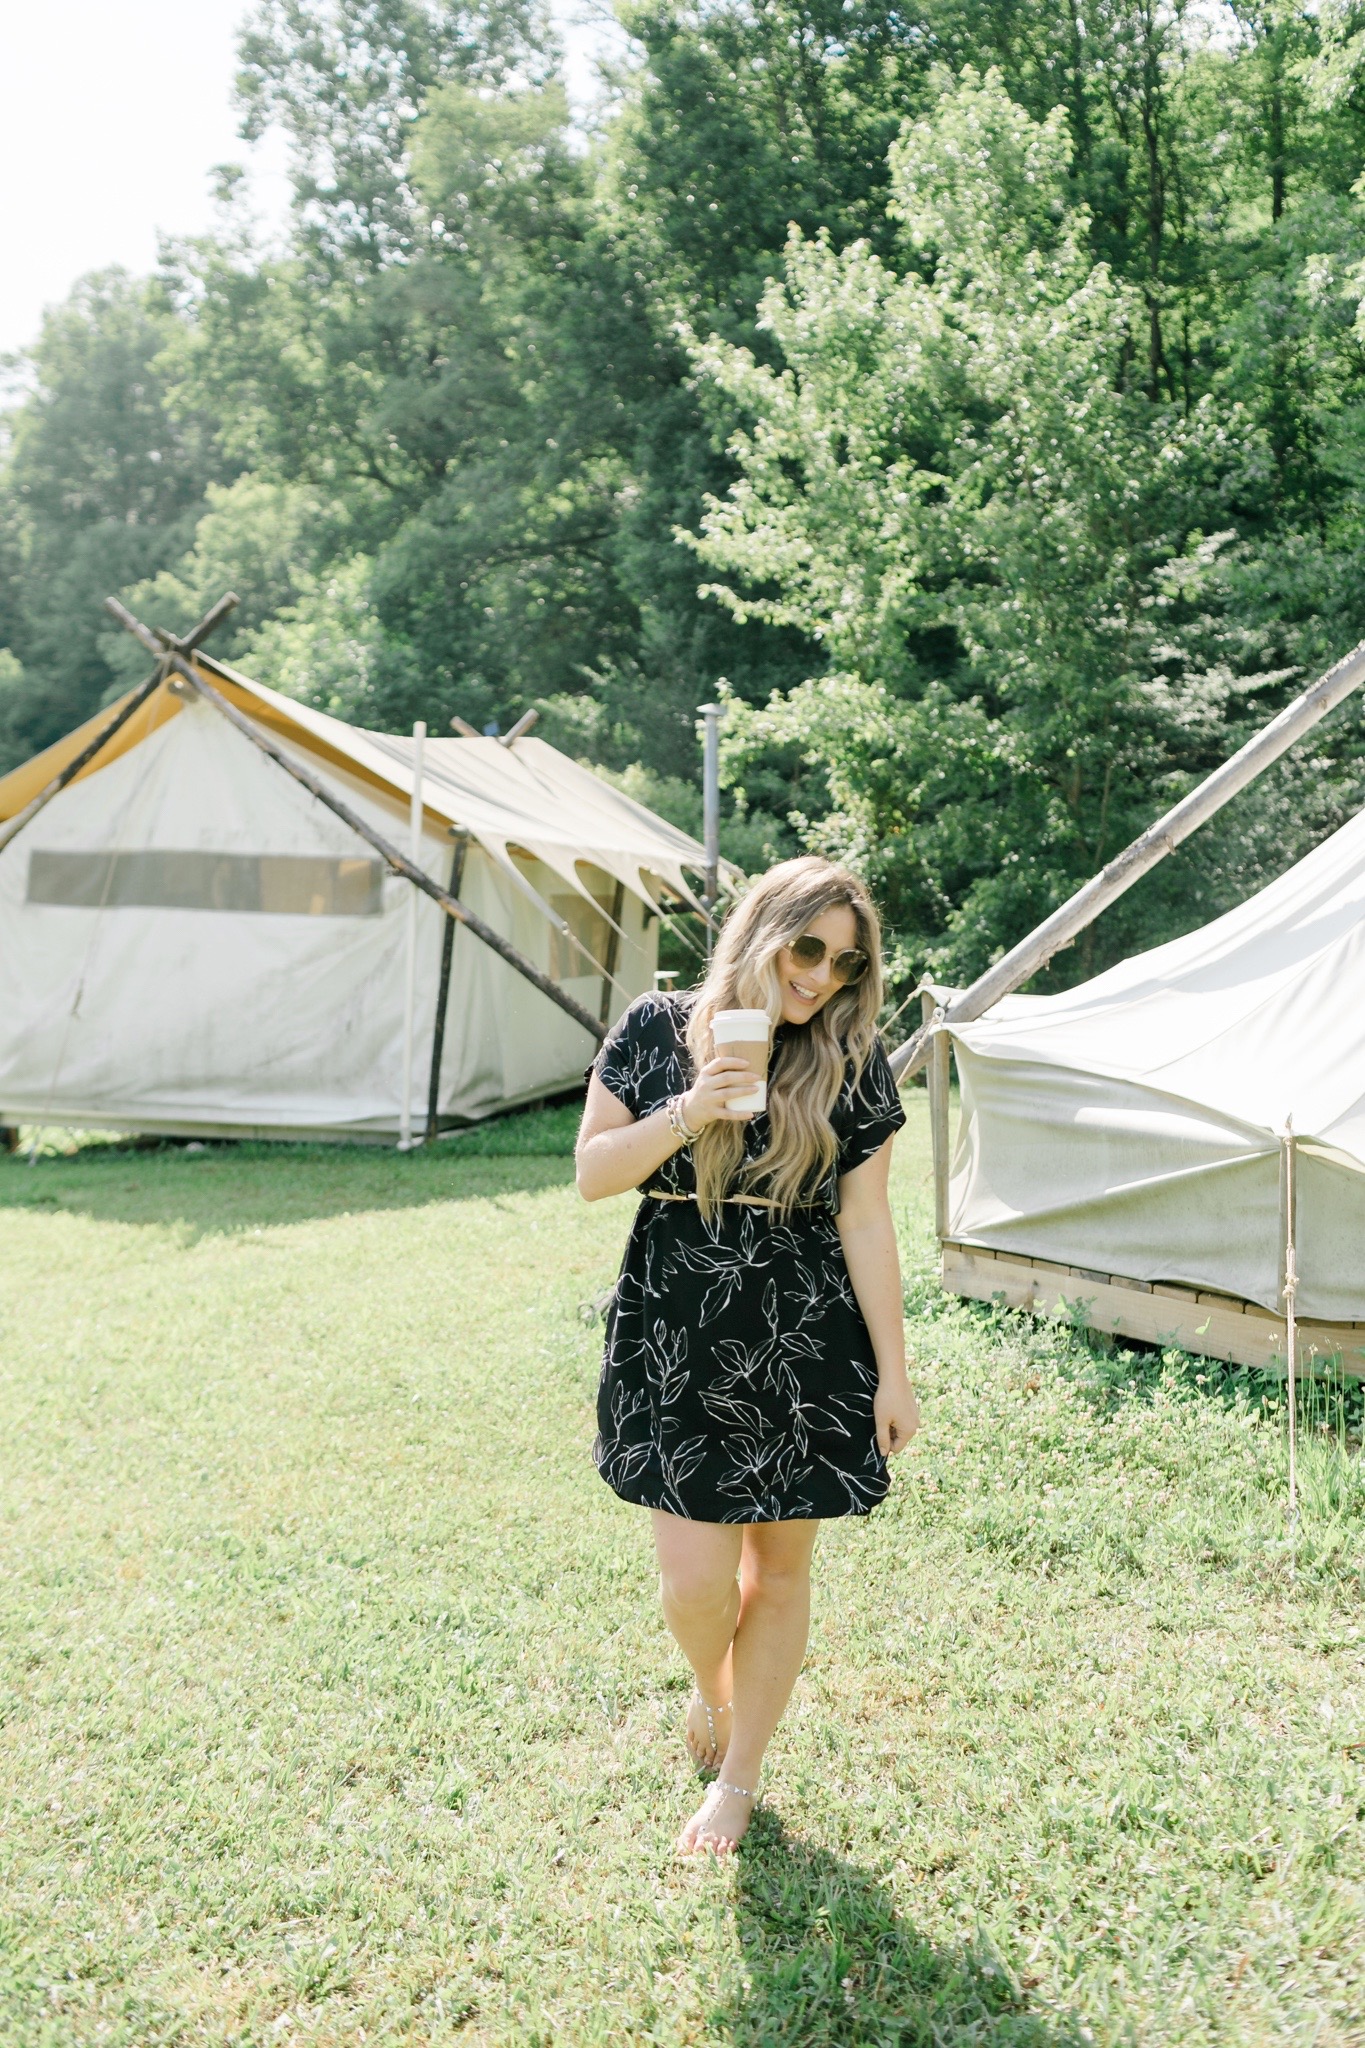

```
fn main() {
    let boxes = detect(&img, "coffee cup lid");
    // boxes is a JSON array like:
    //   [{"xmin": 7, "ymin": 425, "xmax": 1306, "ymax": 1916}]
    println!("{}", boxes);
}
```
[{"xmin": 712, "ymin": 1008, "xmax": 771, "ymax": 1039}]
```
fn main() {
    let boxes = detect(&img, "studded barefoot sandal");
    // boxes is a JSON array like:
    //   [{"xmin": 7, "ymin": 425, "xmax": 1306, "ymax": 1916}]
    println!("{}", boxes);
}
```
[
  {"xmin": 683, "ymin": 1776, "xmax": 759, "ymax": 1856},
  {"xmin": 686, "ymin": 1690, "xmax": 732, "ymax": 1770}
]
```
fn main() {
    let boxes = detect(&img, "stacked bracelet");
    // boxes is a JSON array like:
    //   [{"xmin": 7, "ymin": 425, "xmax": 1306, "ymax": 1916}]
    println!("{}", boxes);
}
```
[{"xmin": 666, "ymin": 1093, "xmax": 702, "ymax": 1145}]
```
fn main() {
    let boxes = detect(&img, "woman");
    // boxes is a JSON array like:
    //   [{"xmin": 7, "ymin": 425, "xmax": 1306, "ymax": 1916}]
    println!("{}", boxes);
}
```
[{"xmin": 575, "ymin": 856, "xmax": 920, "ymax": 1854}]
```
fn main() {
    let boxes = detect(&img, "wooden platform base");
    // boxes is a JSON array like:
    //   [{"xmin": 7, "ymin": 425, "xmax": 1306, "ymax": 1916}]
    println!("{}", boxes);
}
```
[{"xmin": 942, "ymin": 1243, "xmax": 1365, "ymax": 1376}]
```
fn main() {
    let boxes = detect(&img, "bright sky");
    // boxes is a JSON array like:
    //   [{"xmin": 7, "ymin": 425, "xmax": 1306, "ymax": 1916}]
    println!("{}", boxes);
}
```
[{"xmin": 0, "ymin": 0, "xmax": 621, "ymax": 362}]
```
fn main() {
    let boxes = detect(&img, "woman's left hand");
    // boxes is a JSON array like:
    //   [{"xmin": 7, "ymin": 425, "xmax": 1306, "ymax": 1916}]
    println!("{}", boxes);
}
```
[{"xmin": 874, "ymin": 1371, "xmax": 920, "ymax": 1457}]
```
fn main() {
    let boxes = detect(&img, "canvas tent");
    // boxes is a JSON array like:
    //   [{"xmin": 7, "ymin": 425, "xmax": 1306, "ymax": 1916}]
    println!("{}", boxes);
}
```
[
  {"xmin": 936, "ymin": 807, "xmax": 1365, "ymax": 1371},
  {"xmin": 0, "ymin": 653, "xmax": 719, "ymax": 1139}
]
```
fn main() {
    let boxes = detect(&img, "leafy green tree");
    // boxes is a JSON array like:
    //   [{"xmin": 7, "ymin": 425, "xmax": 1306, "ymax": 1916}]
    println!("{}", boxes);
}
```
[
  {"xmin": 579, "ymin": 0, "xmax": 952, "ymax": 770},
  {"xmin": 688, "ymin": 70, "xmax": 1311, "ymax": 982},
  {"xmin": 238, "ymin": 554, "xmax": 423, "ymax": 720},
  {"xmin": 0, "ymin": 650, "xmax": 30, "ymax": 774},
  {"xmin": 8, "ymin": 0, "xmax": 1365, "ymax": 997},
  {"xmin": 236, "ymin": 0, "xmax": 549, "ymax": 262},
  {"xmin": 0, "ymin": 271, "xmax": 226, "ymax": 769},
  {"xmin": 164, "ymin": 77, "xmax": 649, "ymax": 738},
  {"xmin": 100, "ymin": 476, "xmax": 336, "ymax": 689},
  {"xmin": 602, "ymin": 0, "xmax": 942, "ymax": 329}
]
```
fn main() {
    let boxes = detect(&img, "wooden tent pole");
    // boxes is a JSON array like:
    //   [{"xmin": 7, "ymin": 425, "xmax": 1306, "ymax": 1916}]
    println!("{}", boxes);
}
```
[
  {"xmin": 890, "ymin": 637, "xmax": 1365, "ymax": 1083},
  {"xmin": 599, "ymin": 878, "xmax": 626, "ymax": 1027},
  {"xmin": 425, "ymin": 833, "xmax": 469, "ymax": 1142},
  {"xmin": 0, "ymin": 593, "xmax": 239, "ymax": 858},
  {"xmin": 0, "ymin": 668, "xmax": 165, "ymax": 857},
  {"xmin": 103, "ymin": 599, "xmax": 608, "ymax": 1043},
  {"xmin": 152, "ymin": 591, "xmax": 241, "ymax": 657},
  {"xmin": 399, "ymin": 719, "xmax": 427, "ymax": 1150},
  {"xmin": 1281, "ymin": 1118, "xmax": 1299, "ymax": 1538},
  {"xmin": 923, "ymin": 990, "xmax": 951, "ymax": 1241}
]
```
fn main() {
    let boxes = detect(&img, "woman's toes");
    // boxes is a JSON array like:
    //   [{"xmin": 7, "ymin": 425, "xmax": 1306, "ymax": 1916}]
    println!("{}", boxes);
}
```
[
  {"xmin": 677, "ymin": 1787, "xmax": 719, "ymax": 1854},
  {"xmin": 678, "ymin": 1783, "xmax": 755, "ymax": 1856},
  {"xmin": 683, "ymin": 1697, "xmax": 712, "ymax": 1767},
  {"xmin": 684, "ymin": 1694, "xmax": 730, "ymax": 1770}
]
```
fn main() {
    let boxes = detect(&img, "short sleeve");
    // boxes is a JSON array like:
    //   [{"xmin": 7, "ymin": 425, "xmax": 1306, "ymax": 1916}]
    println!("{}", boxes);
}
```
[
  {"xmin": 587, "ymin": 993, "xmax": 686, "ymax": 1120},
  {"xmin": 837, "ymin": 1038, "xmax": 907, "ymax": 1176}
]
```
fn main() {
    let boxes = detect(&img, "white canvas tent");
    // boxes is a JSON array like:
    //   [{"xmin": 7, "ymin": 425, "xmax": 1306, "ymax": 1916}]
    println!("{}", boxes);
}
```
[
  {"xmin": 938, "ymin": 806, "xmax": 1365, "ymax": 1370},
  {"xmin": 0, "ymin": 655, "xmax": 719, "ymax": 1139}
]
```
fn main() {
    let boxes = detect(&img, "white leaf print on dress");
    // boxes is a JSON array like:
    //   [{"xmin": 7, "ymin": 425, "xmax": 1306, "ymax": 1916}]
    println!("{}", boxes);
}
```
[
  {"xmin": 590, "ymin": 990, "xmax": 905, "ymax": 1521},
  {"xmin": 649, "ymin": 1321, "xmax": 690, "ymax": 1409}
]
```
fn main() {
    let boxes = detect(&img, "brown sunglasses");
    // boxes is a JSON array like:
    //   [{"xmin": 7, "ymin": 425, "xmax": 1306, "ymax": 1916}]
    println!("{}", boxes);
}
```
[{"xmin": 788, "ymin": 932, "xmax": 870, "ymax": 984}]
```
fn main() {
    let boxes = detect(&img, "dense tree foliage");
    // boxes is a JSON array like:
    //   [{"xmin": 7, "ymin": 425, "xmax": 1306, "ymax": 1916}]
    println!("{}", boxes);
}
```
[
  {"xmin": 6, "ymin": 0, "xmax": 1365, "ymax": 991},
  {"xmin": 689, "ymin": 62, "xmax": 1365, "ymax": 979}
]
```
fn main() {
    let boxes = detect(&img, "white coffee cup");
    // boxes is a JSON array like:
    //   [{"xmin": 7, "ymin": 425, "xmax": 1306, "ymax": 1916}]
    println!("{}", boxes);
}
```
[{"xmin": 711, "ymin": 1008, "xmax": 772, "ymax": 1114}]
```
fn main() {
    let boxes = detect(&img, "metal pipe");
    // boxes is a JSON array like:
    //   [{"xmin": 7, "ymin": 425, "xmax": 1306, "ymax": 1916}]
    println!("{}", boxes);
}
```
[
  {"xmin": 890, "ymin": 637, "xmax": 1365, "ymax": 1082},
  {"xmin": 699, "ymin": 701, "xmax": 722, "ymax": 958}
]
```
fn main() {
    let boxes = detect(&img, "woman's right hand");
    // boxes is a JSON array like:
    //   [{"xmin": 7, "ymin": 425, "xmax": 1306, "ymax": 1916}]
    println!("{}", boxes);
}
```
[{"xmin": 682, "ymin": 1056, "xmax": 761, "ymax": 1128}]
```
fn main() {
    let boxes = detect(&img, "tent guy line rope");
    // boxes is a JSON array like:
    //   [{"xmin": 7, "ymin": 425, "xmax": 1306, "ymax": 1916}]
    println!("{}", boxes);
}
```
[
  {"xmin": 102, "ymin": 598, "xmax": 609, "ymax": 1045},
  {"xmin": 493, "ymin": 853, "xmax": 637, "ymax": 1002}
]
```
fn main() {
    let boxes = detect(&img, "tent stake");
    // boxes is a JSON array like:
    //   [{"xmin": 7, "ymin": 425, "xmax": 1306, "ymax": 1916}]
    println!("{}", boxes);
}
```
[
  {"xmin": 0, "ymin": 594, "xmax": 238, "ymax": 858},
  {"xmin": 890, "ymin": 636, "xmax": 1365, "ymax": 1083},
  {"xmin": 426, "ymin": 833, "xmax": 469, "ymax": 1142},
  {"xmin": 399, "ymin": 721, "xmax": 426, "ymax": 1150},
  {"xmin": 101, "ymin": 600, "xmax": 608, "ymax": 1043}
]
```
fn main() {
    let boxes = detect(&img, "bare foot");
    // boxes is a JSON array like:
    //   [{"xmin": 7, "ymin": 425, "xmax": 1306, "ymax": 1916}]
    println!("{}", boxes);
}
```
[
  {"xmin": 678, "ymin": 1777, "xmax": 757, "ymax": 1856},
  {"xmin": 685, "ymin": 1691, "xmax": 732, "ymax": 1771}
]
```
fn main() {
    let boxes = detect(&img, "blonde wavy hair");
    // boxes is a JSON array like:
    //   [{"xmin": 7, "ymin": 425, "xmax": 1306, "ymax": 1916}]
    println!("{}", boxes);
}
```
[{"xmin": 684, "ymin": 856, "xmax": 885, "ymax": 1220}]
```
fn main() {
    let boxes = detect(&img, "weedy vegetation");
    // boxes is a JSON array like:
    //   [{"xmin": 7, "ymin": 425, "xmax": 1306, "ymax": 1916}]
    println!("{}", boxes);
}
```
[{"xmin": 1, "ymin": 1099, "xmax": 1362, "ymax": 2044}]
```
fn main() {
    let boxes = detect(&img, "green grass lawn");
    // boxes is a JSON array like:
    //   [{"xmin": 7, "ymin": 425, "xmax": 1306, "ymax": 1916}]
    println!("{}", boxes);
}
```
[{"xmin": 1, "ymin": 1099, "xmax": 1363, "ymax": 2046}]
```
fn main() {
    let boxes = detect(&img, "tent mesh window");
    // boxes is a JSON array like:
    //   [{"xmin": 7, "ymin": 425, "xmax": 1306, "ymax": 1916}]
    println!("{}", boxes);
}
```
[{"xmin": 27, "ymin": 851, "xmax": 384, "ymax": 916}]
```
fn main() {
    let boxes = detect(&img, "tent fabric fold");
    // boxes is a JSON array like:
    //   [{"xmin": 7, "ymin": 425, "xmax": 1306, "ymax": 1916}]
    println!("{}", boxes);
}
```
[
  {"xmin": 945, "ymin": 806, "xmax": 1365, "ymax": 1319},
  {"xmin": 192, "ymin": 660, "xmax": 732, "ymax": 912}
]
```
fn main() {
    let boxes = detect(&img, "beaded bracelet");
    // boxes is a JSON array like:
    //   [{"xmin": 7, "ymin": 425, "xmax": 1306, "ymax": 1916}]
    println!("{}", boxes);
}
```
[{"xmin": 666, "ymin": 1093, "xmax": 702, "ymax": 1146}]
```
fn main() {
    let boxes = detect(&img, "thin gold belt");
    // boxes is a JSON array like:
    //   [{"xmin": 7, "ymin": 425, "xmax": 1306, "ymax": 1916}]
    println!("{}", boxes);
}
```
[{"xmin": 646, "ymin": 1191, "xmax": 820, "ymax": 1211}]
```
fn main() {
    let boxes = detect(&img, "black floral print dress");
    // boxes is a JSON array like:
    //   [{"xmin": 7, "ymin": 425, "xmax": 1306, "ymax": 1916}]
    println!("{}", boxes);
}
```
[{"xmin": 590, "ymin": 991, "xmax": 906, "ymax": 1523}]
